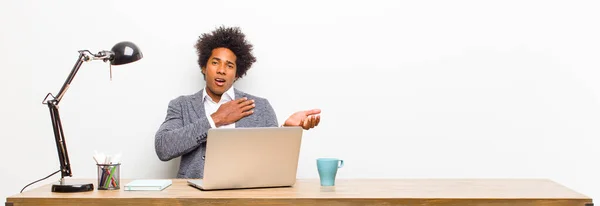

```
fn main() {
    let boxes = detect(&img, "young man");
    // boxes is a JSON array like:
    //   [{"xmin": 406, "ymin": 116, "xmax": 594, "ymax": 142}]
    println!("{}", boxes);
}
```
[{"xmin": 155, "ymin": 26, "xmax": 321, "ymax": 178}]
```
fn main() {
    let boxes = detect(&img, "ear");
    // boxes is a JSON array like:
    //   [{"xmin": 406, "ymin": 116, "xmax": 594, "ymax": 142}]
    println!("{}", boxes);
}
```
[{"xmin": 201, "ymin": 67, "xmax": 206, "ymax": 74}]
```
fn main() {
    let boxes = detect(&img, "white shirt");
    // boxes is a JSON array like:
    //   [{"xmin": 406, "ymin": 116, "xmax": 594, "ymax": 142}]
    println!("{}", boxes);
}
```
[{"xmin": 202, "ymin": 86, "xmax": 236, "ymax": 128}]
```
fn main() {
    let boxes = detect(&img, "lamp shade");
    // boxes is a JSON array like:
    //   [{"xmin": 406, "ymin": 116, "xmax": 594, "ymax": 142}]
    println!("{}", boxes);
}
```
[{"xmin": 110, "ymin": 41, "xmax": 143, "ymax": 65}]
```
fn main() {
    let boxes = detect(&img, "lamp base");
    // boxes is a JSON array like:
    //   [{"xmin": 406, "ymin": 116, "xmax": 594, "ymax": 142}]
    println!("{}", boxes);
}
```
[{"xmin": 51, "ymin": 180, "xmax": 94, "ymax": 192}]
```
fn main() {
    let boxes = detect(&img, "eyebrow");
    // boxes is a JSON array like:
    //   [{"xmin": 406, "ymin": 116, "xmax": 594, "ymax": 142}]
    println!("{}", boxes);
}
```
[{"xmin": 211, "ymin": 57, "xmax": 236, "ymax": 66}]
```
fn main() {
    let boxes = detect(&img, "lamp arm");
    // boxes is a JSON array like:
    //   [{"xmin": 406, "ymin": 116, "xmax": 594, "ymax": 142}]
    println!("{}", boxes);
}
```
[
  {"xmin": 41, "ymin": 51, "xmax": 87, "ymax": 180},
  {"xmin": 41, "ymin": 49, "xmax": 115, "ymax": 182},
  {"xmin": 41, "ymin": 50, "xmax": 105, "ymax": 180},
  {"xmin": 45, "ymin": 50, "xmax": 113, "ymax": 104},
  {"xmin": 46, "ymin": 101, "xmax": 71, "ymax": 180}
]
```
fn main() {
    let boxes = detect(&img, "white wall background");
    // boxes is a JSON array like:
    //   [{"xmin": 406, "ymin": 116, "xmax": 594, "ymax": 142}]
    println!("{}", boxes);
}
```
[{"xmin": 2, "ymin": 0, "xmax": 599, "ymax": 202}]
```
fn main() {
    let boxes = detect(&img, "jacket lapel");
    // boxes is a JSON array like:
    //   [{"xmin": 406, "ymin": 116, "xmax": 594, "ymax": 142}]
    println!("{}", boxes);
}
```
[{"xmin": 190, "ymin": 90, "xmax": 206, "ymax": 120}]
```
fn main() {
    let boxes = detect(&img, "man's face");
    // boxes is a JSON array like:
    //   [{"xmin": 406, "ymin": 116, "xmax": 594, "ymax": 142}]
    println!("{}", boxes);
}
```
[{"xmin": 202, "ymin": 47, "xmax": 237, "ymax": 101}]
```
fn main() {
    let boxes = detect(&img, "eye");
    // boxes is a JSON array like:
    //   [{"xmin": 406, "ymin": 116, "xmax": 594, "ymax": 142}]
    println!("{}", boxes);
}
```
[
  {"xmin": 228, "ymin": 65, "xmax": 234, "ymax": 69},
  {"xmin": 211, "ymin": 61, "xmax": 217, "ymax": 65}
]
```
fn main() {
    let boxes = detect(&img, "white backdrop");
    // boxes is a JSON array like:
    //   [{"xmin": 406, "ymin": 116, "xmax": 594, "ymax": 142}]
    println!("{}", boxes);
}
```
[{"xmin": 1, "ymin": 0, "xmax": 600, "ymax": 201}]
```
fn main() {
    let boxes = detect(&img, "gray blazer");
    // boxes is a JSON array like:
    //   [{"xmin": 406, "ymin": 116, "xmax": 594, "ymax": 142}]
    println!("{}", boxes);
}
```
[{"xmin": 155, "ymin": 89, "xmax": 279, "ymax": 178}]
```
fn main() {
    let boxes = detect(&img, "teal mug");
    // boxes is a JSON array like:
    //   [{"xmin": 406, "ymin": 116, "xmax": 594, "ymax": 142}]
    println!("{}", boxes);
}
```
[{"xmin": 317, "ymin": 158, "xmax": 344, "ymax": 186}]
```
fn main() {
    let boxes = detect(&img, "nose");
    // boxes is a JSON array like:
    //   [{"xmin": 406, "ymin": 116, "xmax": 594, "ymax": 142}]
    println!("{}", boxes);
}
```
[{"xmin": 216, "ymin": 64, "xmax": 226, "ymax": 75}]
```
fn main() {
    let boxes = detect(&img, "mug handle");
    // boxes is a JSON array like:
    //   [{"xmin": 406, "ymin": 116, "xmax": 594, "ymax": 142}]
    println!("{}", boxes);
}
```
[{"xmin": 338, "ymin": 160, "xmax": 344, "ymax": 168}]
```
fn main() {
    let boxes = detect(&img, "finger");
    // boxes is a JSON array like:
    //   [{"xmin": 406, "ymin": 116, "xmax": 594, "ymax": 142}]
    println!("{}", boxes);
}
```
[
  {"xmin": 303, "ymin": 109, "xmax": 321, "ymax": 116},
  {"xmin": 235, "ymin": 97, "xmax": 248, "ymax": 104},
  {"xmin": 242, "ymin": 110, "xmax": 254, "ymax": 117},
  {"xmin": 308, "ymin": 116, "xmax": 315, "ymax": 128},
  {"xmin": 241, "ymin": 104, "xmax": 255, "ymax": 112},
  {"xmin": 303, "ymin": 118, "xmax": 310, "ymax": 129},
  {"xmin": 238, "ymin": 99, "xmax": 254, "ymax": 107},
  {"xmin": 314, "ymin": 115, "xmax": 320, "ymax": 126}
]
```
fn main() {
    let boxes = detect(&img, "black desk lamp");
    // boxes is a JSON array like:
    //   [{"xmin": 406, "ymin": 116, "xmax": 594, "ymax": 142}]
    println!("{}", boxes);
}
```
[{"xmin": 41, "ymin": 41, "xmax": 142, "ymax": 192}]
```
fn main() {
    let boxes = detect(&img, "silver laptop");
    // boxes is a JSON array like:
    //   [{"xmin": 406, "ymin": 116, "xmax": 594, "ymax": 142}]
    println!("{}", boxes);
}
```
[{"xmin": 188, "ymin": 126, "xmax": 303, "ymax": 190}]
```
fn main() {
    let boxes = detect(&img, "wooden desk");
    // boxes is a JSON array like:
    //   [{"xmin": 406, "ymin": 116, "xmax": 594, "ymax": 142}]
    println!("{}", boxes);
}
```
[{"xmin": 6, "ymin": 179, "xmax": 593, "ymax": 206}]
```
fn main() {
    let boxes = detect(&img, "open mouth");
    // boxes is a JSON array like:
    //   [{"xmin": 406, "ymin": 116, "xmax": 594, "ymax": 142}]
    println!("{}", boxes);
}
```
[{"xmin": 215, "ymin": 78, "xmax": 226, "ymax": 86}]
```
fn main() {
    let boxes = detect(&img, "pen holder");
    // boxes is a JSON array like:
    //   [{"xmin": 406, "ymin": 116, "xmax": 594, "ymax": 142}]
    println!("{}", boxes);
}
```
[{"xmin": 97, "ymin": 163, "xmax": 120, "ymax": 190}]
